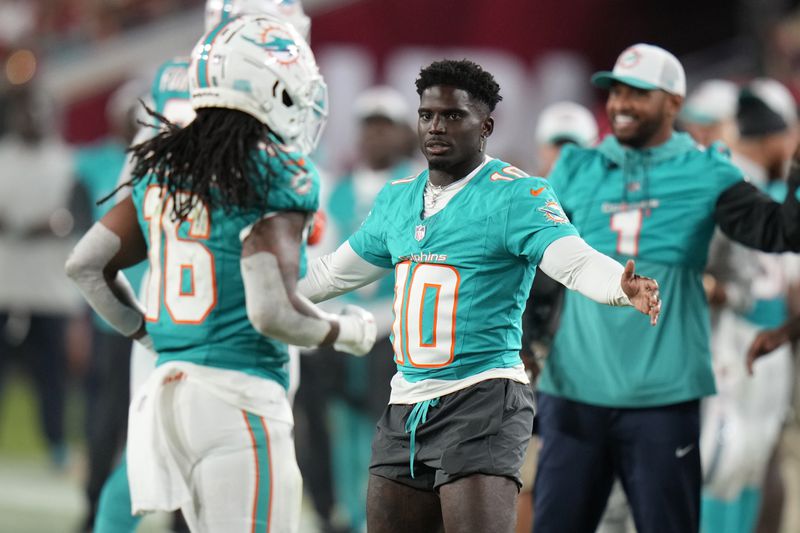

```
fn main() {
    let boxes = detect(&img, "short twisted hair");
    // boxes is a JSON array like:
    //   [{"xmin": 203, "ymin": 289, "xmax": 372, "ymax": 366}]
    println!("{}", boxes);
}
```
[{"xmin": 415, "ymin": 59, "xmax": 502, "ymax": 112}]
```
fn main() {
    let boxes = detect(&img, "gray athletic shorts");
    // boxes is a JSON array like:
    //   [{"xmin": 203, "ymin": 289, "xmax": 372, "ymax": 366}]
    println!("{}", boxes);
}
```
[{"xmin": 369, "ymin": 378, "xmax": 535, "ymax": 492}]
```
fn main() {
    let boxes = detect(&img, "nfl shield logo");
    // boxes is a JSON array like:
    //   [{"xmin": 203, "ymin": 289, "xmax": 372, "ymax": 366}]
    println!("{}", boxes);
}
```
[{"xmin": 415, "ymin": 225, "xmax": 426, "ymax": 241}]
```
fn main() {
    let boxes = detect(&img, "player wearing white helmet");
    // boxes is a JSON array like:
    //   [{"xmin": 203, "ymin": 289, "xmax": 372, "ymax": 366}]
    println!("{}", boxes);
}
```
[
  {"xmin": 82, "ymin": 8, "xmax": 333, "ymax": 533},
  {"xmin": 67, "ymin": 15, "xmax": 370, "ymax": 533}
]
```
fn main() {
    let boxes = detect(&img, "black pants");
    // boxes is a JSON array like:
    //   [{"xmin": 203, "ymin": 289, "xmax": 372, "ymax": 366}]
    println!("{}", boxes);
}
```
[
  {"xmin": 533, "ymin": 392, "xmax": 701, "ymax": 533},
  {"xmin": 85, "ymin": 327, "xmax": 131, "ymax": 521},
  {"xmin": 0, "ymin": 312, "xmax": 67, "ymax": 448},
  {"xmin": 371, "ymin": 378, "xmax": 535, "ymax": 491}
]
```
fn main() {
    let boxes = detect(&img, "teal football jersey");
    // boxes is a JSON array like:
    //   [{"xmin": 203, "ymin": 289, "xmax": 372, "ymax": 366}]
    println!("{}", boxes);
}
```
[
  {"xmin": 131, "ymin": 147, "xmax": 320, "ymax": 387},
  {"xmin": 348, "ymin": 157, "xmax": 578, "ymax": 383},
  {"xmin": 539, "ymin": 132, "xmax": 744, "ymax": 407}
]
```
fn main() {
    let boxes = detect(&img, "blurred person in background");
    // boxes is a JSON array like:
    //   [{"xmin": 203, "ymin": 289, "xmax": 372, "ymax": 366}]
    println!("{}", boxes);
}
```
[
  {"xmin": 533, "ymin": 101, "xmax": 598, "ymax": 175},
  {"xmin": 0, "ymin": 80, "xmax": 81, "ymax": 469},
  {"xmin": 535, "ymin": 43, "xmax": 800, "ymax": 533},
  {"xmin": 322, "ymin": 85, "xmax": 416, "ymax": 533},
  {"xmin": 89, "ymin": 2, "xmax": 313, "ymax": 533},
  {"xmin": 680, "ymin": 79, "xmax": 740, "ymax": 148},
  {"xmin": 66, "ymin": 14, "xmax": 374, "ymax": 533},
  {"xmin": 516, "ymin": 100, "xmax": 598, "ymax": 533},
  {"xmin": 701, "ymin": 78, "xmax": 800, "ymax": 533},
  {"xmin": 72, "ymin": 78, "xmax": 149, "ymax": 533}
]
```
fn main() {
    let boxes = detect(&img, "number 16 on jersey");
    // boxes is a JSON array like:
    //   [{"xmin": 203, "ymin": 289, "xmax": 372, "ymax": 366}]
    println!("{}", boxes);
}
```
[{"xmin": 142, "ymin": 186, "xmax": 217, "ymax": 325}]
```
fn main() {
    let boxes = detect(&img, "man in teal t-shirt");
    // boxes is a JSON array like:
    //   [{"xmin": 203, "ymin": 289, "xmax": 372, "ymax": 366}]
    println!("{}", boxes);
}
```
[
  {"xmin": 534, "ymin": 44, "xmax": 800, "ymax": 533},
  {"xmin": 299, "ymin": 59, "xmax": 661, "ymax": 533}
]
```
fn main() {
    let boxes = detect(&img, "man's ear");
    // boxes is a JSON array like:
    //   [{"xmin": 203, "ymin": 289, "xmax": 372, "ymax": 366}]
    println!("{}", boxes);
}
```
[
  {"xmin": 482, "ymin": 116, "xmax": 495, "ymax": 138},
  {"xmin": 667, "ymin": 94, "xmax": 684, "ymax": 120}
]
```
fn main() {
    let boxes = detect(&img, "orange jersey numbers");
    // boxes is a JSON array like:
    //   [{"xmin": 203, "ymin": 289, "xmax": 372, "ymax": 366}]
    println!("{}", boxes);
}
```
[
  {"xmin": 490, "ymin": 165, "xmax": 528, "ymax": 182},
  {"xmin": 392, "ymin": 262, "xmax": 461, "ymax": 368},
  {"xmin": 142, "ymin": 185, "xmax": 217, "ymax": 324}
]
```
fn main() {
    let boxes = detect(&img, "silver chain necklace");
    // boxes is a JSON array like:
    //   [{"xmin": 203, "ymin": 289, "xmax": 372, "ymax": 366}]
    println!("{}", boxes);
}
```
[{"xmin": 425, "ymin": 179, "xmax": 449, "ymax": 210}]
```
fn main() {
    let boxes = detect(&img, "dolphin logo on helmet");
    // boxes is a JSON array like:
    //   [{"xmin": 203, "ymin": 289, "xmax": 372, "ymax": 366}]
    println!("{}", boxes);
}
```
[{"xmin": 190, "ymin": 15, "xmax": 327, "ymax": 155}]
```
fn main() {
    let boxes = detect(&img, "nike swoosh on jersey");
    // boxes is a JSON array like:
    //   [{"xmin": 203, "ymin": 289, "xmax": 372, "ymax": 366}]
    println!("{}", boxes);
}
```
[
  {"xmin": 675, "ymin": 444, "xmax": 695, "ymax": 458},
  {"xmin": 530, "ymin": 187, "xmax": 546, "ymax": 196}
]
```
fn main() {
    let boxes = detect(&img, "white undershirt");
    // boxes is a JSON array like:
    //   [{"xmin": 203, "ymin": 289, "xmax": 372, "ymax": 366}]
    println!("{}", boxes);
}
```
[
  {"xmin": 299, "ymin": 235, "xmax": 631, "ymax": 403},
  {"xmin": 422, "ymin": 156, "xmax": 490, "ymax": 218}
]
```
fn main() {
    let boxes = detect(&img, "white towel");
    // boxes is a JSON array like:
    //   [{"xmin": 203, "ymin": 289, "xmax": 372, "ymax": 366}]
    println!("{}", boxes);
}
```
[
  {"xmin": 127, "ymin": 363, "xmax": 191, "ymax": 514},
  {"xmin": 127, "ymin": 361, "xmax": 293, "ymax": 515}
]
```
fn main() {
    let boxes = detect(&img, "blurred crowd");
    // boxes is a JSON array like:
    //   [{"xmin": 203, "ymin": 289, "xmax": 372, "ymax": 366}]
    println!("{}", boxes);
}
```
[
  {"xmin": 0, "ymin": 0, "xmax": 202, "ymax": 54},
  {"xmin": 2, "ymin": 1, "xmax": 800, "ymax": 533}
]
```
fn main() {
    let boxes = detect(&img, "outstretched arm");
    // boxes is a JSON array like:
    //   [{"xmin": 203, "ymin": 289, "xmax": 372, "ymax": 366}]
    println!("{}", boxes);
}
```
[
  {"xmin": 241, "ymin": 212, "xmax": 376, "ymax": 356},
  {"xmin": 715, "ymin": 154, "xmax": 800, "ymax": 252},
  {"xmin": 298, "ymin": 241, "xmax": 391, "ymax": 303},
  {"xmin": 538, "ymin": 236, "xmax": 661, "ymax": 325}
]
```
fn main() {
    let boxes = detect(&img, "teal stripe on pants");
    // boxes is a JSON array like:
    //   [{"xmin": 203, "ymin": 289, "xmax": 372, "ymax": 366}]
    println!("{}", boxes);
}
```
[{"xmin": 245, "ymin": 412, "xmax": 272, "ymax": 532}]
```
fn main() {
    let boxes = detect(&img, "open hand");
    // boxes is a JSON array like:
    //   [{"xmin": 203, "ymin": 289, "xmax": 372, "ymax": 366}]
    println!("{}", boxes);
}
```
[
  {"xmin": 620, "ymin": 260, "xmax": 661, "ymax": 326},
  {"xmin": 746, "ymin": 327, "xmax": 789, "ymax": 375}
]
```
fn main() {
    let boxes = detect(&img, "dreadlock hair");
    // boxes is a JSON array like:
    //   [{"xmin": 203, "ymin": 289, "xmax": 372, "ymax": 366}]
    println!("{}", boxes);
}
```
[
  {"xmin": 105, "ymin": 105, "xmax": 294, "ymax": 220},
  {"xmin": 415, "ymin": 59, "xmax": 502, "ymax": 112}
]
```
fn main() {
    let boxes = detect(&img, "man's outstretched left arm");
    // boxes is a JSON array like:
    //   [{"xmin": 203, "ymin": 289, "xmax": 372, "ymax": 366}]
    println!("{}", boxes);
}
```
[{"xmin": 539, "ymin": 236, "xmax": 661, "ymax": 326}]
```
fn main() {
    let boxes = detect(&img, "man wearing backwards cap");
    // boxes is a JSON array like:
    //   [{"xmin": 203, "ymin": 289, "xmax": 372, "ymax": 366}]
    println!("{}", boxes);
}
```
[{"xmin": 533, "ymin": 43, "xmax": 800, "ymax": 533}]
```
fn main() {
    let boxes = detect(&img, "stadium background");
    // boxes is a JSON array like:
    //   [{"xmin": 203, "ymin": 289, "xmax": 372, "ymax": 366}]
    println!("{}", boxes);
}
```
[{"xmin": 0, "ymin": 0, "xmax": 799, "ymax": 531}]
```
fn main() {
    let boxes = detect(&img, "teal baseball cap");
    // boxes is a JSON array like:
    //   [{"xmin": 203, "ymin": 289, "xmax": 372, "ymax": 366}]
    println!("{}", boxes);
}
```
[{"xmin": 591, "ymin": 43, "xmax": 686, "ymax": 97}]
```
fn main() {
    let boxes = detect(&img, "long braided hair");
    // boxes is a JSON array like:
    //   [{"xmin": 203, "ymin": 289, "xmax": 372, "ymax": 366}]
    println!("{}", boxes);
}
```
[{"xmin": 107, "ymin": 105, "xmax": 294, "ymax": 220}]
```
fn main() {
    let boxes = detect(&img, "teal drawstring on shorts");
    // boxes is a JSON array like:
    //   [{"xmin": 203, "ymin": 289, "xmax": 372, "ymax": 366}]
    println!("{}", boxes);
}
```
[{"xmin": 404, "ymin": 398, "xmax": 440, "ymax": 478}]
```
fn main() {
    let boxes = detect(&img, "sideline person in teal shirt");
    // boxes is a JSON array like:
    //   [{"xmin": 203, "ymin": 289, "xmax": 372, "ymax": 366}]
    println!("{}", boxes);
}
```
[{"xmin": 534, "ymin": 43, "xmax": 800, "ymax": 533}]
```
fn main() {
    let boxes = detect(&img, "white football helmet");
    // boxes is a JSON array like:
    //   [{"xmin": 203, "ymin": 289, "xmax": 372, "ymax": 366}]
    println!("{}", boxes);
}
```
[
  {"xmin": 190, "ymin": 15, "xmax": 327, "ymax": 155},
  {"xmin": 204, "ymin": 0, "xmax": 311, "ymax": 40}
]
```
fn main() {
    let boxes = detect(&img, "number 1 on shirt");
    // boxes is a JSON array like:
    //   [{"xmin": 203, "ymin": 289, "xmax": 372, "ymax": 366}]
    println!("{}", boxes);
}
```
[{"xmin": 610, "ymin": 209, "xmax": 643, "ymax": 256}]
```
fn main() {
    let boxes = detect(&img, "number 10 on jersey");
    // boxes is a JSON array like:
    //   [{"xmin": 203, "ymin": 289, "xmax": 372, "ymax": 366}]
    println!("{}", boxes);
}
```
[{"xmin": 391, "ymin": 262, "xmax": 461, "ymax": 368}]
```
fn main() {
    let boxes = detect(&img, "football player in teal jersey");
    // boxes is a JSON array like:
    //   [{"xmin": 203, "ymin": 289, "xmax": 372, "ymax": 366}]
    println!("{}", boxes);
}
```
[
  {"xmin": 87, "ymin": 3, "xmax": 313, "ymax": 533},
  {"xmin": 299, "ymin": 59, "xmax": 661, "ymax": 533},
  {"xmin": 88, "ymin": 3, "xmax": 313, "ymax": 533},
  {"xmin": 66, "ymin": 15, "xmax": 375, "ymax": 533},
  {"xmin": 533, "ymin": 44, "xmax": 800, "ymax": 533}
]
